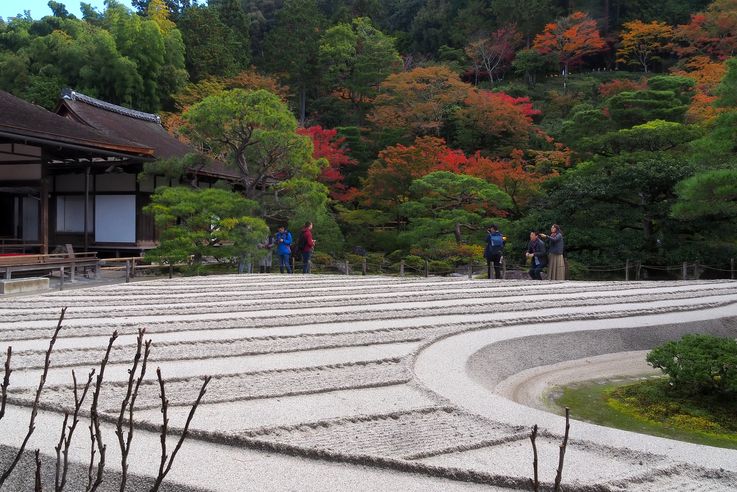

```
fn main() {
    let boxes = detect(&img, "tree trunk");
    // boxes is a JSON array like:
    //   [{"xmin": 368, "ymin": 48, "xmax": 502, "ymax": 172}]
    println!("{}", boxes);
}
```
[
  {"xmin": 299, "ymin": 87, "xmax": 306, "ymax": 126},
  {"xmin": 454, "ymin": 223, "xmax": 462, "ymax": 244}
]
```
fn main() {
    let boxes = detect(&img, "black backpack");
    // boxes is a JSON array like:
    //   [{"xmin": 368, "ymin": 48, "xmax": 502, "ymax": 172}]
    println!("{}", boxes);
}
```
[{"xmin": 294, "ymin": 231, "xmax": 307, "ymax": 253}]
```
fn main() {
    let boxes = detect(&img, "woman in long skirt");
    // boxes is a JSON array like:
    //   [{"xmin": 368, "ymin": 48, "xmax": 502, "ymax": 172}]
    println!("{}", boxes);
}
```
[{"xmin": 541, "ymin": 224, "xmax": 565, "ymax": 280}]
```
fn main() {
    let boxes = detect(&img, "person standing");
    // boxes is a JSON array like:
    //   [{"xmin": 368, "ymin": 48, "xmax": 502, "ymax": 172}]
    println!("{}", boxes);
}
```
[
  {"xmin": 258, "ymin": 233, "xmax": 275, "ymax": 273},
  {"xmin": 300, "ymin": 221, "xmax": 316, "ymax": 274},
  {"xmin": 540, "ymin": 224, "xmax": 565, "ymax": 280},
  {"xmin": 526, "ymin": 230, "xmax": 547, "ymax": 280},
  {"xmin": 484, "ymin": 224, "xmax": 505, "ymax": 279},
  {"xmin": 275, "ymin": 225, "xmax": 292, "ymax": 274}
]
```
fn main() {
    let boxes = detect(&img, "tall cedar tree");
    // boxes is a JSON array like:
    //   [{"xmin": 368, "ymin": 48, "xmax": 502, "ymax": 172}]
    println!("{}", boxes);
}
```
[{"xmin": 263, "ymin": 0, "xmax": 325, "ymax": 124}]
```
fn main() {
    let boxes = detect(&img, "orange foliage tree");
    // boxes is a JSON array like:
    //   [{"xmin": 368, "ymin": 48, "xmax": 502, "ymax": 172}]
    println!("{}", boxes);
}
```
[
  {"xmin": 533, "ymin": 11, "xmax": 606, "ymax": 88},
  {"xmin": 617, "ymin": 20, "xmax": 674, "ymax": 73},
  {"xmin": 674, "ymin": 0, "xmax": 737, "ymax": 61},
  {"xmin": 454, "ymin": 90, "xmax": 540, "ymax": 153},
  {"xmin": 362, "ymin": 136, "xmax": 547, "ymax": 214},
  {"xmin": 368, "ymin": 65, "xmax": 470, "ymax": 137},
  {"xmin": 297, "ymin": 126, "xmax": 358, "ymax": 202}
]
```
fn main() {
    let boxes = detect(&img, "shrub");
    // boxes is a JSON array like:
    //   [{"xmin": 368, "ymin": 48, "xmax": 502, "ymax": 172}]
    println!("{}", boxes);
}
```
[{"xmin": 647, "ymin": 334, "xmax": 737, "ymax": 396}]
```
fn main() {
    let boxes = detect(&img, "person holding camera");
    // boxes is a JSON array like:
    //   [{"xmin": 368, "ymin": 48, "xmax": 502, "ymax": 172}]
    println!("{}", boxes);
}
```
[
  {"xmin": 540, "ymin": 224, "xmax": 565, "ymax": 280},
  {"xmin": 484, "ymin": 224, "xmax": 505, "ymax": 279},
  {"xmin": 275, "ymin": 225, "xmax": 292, "ymax": 274},
  {"xmin": 526, "ymin": 230, "xmax": 547, "ymax": 280}
]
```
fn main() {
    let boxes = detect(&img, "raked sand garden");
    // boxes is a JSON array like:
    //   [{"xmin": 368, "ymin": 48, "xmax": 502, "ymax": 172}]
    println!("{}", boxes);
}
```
[{"xmin": 1, "ymin": 275, "xmax": 737, "ymax": 491}]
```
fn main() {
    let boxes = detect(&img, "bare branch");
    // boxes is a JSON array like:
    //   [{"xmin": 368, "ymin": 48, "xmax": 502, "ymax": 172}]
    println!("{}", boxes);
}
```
[
  {"xmin": 35, "ymin": 449, "xmax": 43, "ymax": 492},
  {"xmin": 553, "ymin": 408, "xmax": 571, "ymax": 492},
  {"xmin": 0, "ymin": 346, "xmax": 11, "ymax": 422},
  {"xmin": 0, "ymin": 307, "xmax": 67, "ymax": 488},
  {"xmin": 116, "ymin": 329, "xmax": 151, "ymax": 492},
  {"xmin": 529, "ymin": 424, "xmax": 539, "ymax": 492},
  {"xmin": 54, "ymin": 413, "xmax": 69, "ymax": 491},
  {"xmin": 58, "ymin": 369, "xmax": 94, "ymax": 492},
  {"xmin": 87, "ymin": 330, "xmax": 119, "ymax": 492},
  {"xmin": 150, "ymin": 370, "xmax": 211, "ymax": 492}
]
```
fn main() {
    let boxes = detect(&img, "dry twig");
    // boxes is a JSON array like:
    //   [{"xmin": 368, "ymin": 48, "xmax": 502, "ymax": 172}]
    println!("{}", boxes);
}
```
[
  {"xmin": 86, "ymin": 330, "xmax": 119, "ymax": 492},
  {"xmin": 553, "ymin": 407, "xmax": 571, "ymax": 492},
  {"xmin": 55, "ymin": 369, "xmax": 94, "ymax": 492},
  {"xmin": 0, "ymin": 307, "xmax": 67, "ymax": 488},
  {"xmin": 150, "ymin": 368, "xmax": 211, "ymax": 492},
  {"xmin": 116, "ymin": 329, "xmax": 152, "ymax": 492},
  {"xmin": 35, "ymin": 449, "xmax": 43, "ymax": 492},
  {"xmin": 530, "ymin": 424, "xmax": 539, "ymax": 492},
  {"xmin": 1, "ymin": 346, "xmax": 11, "ymax": 421}
]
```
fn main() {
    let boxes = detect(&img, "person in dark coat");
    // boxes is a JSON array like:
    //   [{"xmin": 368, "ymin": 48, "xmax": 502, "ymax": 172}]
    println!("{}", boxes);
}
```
[
  {"xmin": 275, "ymin": 225, "xmax": 292, "ymax": 274},
  {"xmin": 540, "ymin": 224, "xmax": 565, "ymax": 280},
  {"xmin": 484, "ymin": 224, "xmax": 505, "ymax": 279},
  {"xmin": 526, "ymin": 230, "xmax": 547, "ymax": 280},
  {"xmin": 300, "ymin": 222, "xmax": 316, "ymax": 274}
]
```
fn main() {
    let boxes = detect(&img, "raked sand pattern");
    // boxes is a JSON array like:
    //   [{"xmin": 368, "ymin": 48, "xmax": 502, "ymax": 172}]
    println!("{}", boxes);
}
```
[{"xmin": 2, "ymin": 275, "xmax": 737, "ymax": 491}]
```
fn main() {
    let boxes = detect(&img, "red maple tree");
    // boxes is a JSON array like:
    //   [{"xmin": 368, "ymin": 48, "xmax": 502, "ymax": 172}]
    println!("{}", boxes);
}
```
[{"xmin": 297, "ymin": 126, "xmax": 358, "ymax": 202}]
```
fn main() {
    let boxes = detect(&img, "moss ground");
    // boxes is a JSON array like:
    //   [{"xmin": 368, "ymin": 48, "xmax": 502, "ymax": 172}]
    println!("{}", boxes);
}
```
[{"xmin": 553, "ymin": 377, "xmax": 737, "ymax": 449}]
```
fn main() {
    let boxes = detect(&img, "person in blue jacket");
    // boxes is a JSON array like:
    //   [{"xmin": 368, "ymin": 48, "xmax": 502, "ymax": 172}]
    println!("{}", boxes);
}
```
[
  {"xmin": 275, "ymin": 225, "xmax": 293, "ymax": 273},
  {"xmin": 484, "ymin": 224, "xmax": 505, "ymax": 279}
]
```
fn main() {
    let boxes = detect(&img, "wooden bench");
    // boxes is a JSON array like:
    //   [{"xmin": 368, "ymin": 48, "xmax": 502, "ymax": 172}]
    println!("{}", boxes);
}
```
[{"xmin": 0, "ymin": 249, "xmax": 99, "ymax": 283}]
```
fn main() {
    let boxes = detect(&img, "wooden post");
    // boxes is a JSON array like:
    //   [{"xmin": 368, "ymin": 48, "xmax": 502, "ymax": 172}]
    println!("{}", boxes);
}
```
[
  {"xmin": 59, "ymin": 266, "xmax": 64, "ymax": 291},
  {"xmin": 731, "ymin": 258, "xmax": 735, "ymax": 280},
  {"xmin": 131, "ymin": 259, "xmax": 136, "ymax": 278},
  {"xmin": 625, "ymin": 259, "xmax": 630, "ymax": 281},
  {"xmin": 400, "ymin": 260, "xmax": 405, "ymax": 277},
  {"xmin": 362, "ymin": 258, "xmax": 367, "ymax": 276},
  {"xmin": 125, "ymin": 260, "xmax": 130, "ymax": 283},
  {"xmin": 292, "ymin": 256, "xmax": 296, "ymax": 274},
  {"xmin": 636, "ymin": 261, "xmax": 641, "ymax": 281},
  {"xmin": 168, "ymin": 264, "xmax": 173, "ymax": 279},
  {"xmin": 95, "ymin": 261, "xmax": 100, "ymax": 280},
  {"xmin": 424, "ymin": 259, "xmax": 429, "ymax": 278},
  {"xmin": 682, "ymin": 262, "xmax": 687, "ymax": 280},
  {"xmin": 70, "ymin": 261, "xmax": 75, "ymax": 282},
  {"xmin": 40, "ymin": 159, "xmax": 49, "ymax": 255},
  {"xmin": 344, "ymin": 260, "xmax": 349, "ymax": 275},
  {"xmin": 468, "ymin": 260, "xmax": 473, "ymax": 279},
  {"xmin": 694, "ymin": 261, "xmax": 699, "ymax": 280},
  {"xmin": 5, "ymin": 267, "xmax": 11, "ymax": 280}
]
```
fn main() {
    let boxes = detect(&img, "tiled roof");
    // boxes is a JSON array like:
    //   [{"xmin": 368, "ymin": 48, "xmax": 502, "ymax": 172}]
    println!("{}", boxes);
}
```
[{"xmin": 0, "ymin": 90, "xmax": 154, "ymax": 157}]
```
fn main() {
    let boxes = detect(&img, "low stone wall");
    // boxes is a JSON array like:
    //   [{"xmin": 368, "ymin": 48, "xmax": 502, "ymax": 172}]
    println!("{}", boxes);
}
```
[{"xmin": 0, "ymin": 277, "xmax": 49, "ymax": 295}]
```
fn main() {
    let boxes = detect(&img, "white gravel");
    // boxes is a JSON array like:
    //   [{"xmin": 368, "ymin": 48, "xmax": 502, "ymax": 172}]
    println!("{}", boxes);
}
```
[{"xmin": 2, "ymin": 274, "xmax": 737, "ymax": 491}]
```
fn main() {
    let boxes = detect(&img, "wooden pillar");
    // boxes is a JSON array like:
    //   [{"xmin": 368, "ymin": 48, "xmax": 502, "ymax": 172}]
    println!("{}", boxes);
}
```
[
  {"xmin": 424, "ymin": 259, "xmax": 429, "ymax": 278},
  {"xmin": 362, "ymin": 258, "xmax": 367, "ymax": 276},
  {"xmin": 40, "ymin": 159, "xmax": 49, "ymax": 254},
  {"xmin": 625, "ymin": 259, "xmax": 630, "ymax": 281},
  {"xmin": 731, "ymin": 258, "xmax": 735, "ymax": 280},
  {"xmin": 682, "ymin": 262, "xmax": 687, "ymax": 280},
  {"xmin": 84, "ymin": 166, "xmax": 90, "ymax": 252},
  {"xmin": 400, "ymin": 260, "xmax": 405, "ymax": 278}
]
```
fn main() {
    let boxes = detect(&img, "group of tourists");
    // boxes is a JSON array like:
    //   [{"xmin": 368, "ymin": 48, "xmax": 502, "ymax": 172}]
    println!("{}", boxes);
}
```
[
  {"xmin": 484, "ymin": 224, "xmax": 565, "ymax": 280},
  {"xmin": 257, "ymin": 222, "xmax": 316, "ymax": 274}
]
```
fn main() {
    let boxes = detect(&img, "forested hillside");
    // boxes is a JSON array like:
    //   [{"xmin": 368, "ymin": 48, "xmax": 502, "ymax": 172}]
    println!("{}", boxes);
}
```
[{"xmin": 2, "ymin": 0, "xmax": 736, "ymax": 275}]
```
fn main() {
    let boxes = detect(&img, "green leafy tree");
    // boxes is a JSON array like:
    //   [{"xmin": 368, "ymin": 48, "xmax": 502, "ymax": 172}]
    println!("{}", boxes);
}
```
[
  {"xmin": 319, "ymin": 17, "xmax": 401, "ymax": 108},
  {"xmin": 210, "ymin": 0, "xmax": 251, "ymax": 68},
  {"xmin": 399, "ymin": 171, "xmax": 512, "ymax": 247},
  {"xmin": 280, "ymin": 178, "xmax": 344, "ymax": 253},
  {"xmin": 263, "ymin": 0, "xmax": 324, "ymax": 124},
  {"xmin": 144, "ymin": 187, "xmax": 269, "ymax": 267},
  {"xmin": 606, "ymin": 76, "xmax": 695, "ymax": 127},
  {"xmin": 647, "ymin": 335, "xmax": 737, "ymax": 395},
  {"xmin": 181, "ymin": 89, "xmax": 320, "ymax": 201},
  {"xmin": 178, "ymin": 5, "xmax": 240, "ymax": 81},
  {"xmin": 672, "ymin": 169, "xmax": 737, "ymax": 220}
]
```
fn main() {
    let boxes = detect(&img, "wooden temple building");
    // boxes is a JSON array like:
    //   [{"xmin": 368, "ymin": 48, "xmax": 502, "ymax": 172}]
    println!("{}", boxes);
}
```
[{"xmin": 0, "ymin": 89, "xmax": 235, "ymax": 256}]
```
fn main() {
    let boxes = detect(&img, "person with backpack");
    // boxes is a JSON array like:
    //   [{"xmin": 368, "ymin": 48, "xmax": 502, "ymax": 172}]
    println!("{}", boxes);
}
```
[
  {"xmin": 526, "ymin": 230, "xmax": 547, "ymax": 280},
  {"xmin": 540, "ymin": 224, "xmax": 565, "ymax": 280},
  {"xmin": 297, "ymin": 221, "xmax": 316, "ymax": 274},
  {"xmin": 275, "ymin": 225, "xmax": 292, "ymax": 274},
  {"xmin": 484, "ymin": 224, "xmax": 505, "ymax": 279}
]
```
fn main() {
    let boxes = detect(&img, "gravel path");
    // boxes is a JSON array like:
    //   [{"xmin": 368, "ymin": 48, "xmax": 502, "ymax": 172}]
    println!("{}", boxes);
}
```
[{"xmin": 2, "ymin": 274, "xmax": 737, "ymax": 491}]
